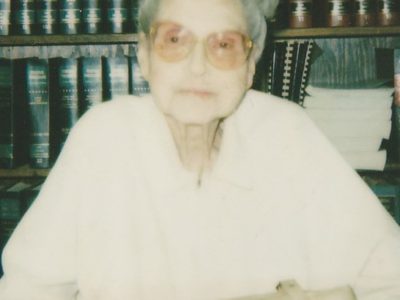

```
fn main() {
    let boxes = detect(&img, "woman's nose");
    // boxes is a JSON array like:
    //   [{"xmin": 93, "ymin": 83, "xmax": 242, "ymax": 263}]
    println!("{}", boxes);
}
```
[{"xmin": 188, "ymin": 41, "xmax": 207, "ymax": 76}]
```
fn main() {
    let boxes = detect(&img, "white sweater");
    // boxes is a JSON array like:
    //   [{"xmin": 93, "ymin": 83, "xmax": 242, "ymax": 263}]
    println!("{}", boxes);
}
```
[{"xmin": 1, "ymin": 90, "xmax": 400, "ymax": 300}]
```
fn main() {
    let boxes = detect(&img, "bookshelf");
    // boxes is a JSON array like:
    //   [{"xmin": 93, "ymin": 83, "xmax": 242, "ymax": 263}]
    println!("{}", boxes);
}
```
[
  {"xmin": 273, "ymin": 26, "xmax": 400, "ymax": 39},
  {"xmin": 0, "ymin": 34, "xmax": 138, "ymax": 46}
]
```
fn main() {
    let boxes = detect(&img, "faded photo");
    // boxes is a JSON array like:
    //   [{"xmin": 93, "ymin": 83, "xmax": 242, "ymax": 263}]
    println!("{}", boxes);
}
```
[{"xmin": 1, "ymin": 0, "xmax": 400, "ymax": 299}]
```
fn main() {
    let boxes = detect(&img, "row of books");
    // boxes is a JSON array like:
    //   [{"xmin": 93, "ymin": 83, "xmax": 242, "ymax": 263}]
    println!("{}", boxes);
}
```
[
  {"xmin": 0, "ymin": 178, "xmax": 44, "ymax": 276},
  {"xmin": 274, "ymin": 0, "xmax": 400, "ymax": 29},
  {"xmin": 0, "ymin": 0, "xmax": 139, "ymax": 35},
  {"xmin": 0, "ymin": 54, "xmax": 150, "ymax": 170},
  {"xmin": 266, "ymin": 40, "xmax": 314, "ymax": 105}
]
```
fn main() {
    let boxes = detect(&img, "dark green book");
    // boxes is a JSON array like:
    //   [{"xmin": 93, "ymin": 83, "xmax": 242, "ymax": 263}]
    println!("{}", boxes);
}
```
[
  {"xmin": 0, "ymin": 181, "xmax": 33, "ymax": 252},
  {"xmin": 11, "ymin": 0, "xmax": 35, "ymax": 35},
  {"xmin": 22, "ymin": 180, "xmax": 43, "ymax": 212},
  {"xmin": 394, "ymin": 49, "xmax": 400, "ymax": 162},
  {"xmin": 53, "ymin": 58, "xmax": 79, "ymax": 155},
  {"xmin": 0, "ymin": 0, "xmax": 11, "ymax": 35},
  {"xmin": 58, "ymin": 0, "xmax": 81, "ymax": 34},
  {"xmin": 128, "ymin": 0, "xmax": 138, "ymax": 33},
  {"xmin": 0, "ymin": 179, "xmax": 17, "ymax": 276},
  {"xmin": 78, "ymin": 56, "xmax": 103, "ymax": 114},
  {"xmin": 0, "ymin": 59, "xmax": 27, "ymax": 169},
  {"xmin": 128, "ymin": 53, "xmax": 150, "ymax": 96},
  {"xmin": 103, "ymin": 56, "xmax": 129, "ymax": 101},
  {"xmin": 81, "ymin": 0, "xmax": 102, "ymax": 34},
  {"xmin": 105, "ymin": 0, "xmax": 128, "ymax": 33},
  {"xmin": 35, "ymin": 0, "xmax": 57, "ymax": 34},
  {"xmin": 25, "ymin": 58, "xmax": 50, "ymax": 169}
]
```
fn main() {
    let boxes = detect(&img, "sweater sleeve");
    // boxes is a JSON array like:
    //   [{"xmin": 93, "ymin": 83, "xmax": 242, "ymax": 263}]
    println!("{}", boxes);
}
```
[
  {"xmin": 0, "ymin": 108, "xmax": 100, "ymax": 300},
  {"xmin": 353, "ymin": 230, "xmax": 400, "ymax": 300}
]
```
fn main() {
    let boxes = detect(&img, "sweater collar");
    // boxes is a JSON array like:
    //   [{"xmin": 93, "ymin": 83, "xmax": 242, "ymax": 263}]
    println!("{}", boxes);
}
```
[{"xmin": 135, "ymin": 93, "xmax": 255, "ymax": 197}]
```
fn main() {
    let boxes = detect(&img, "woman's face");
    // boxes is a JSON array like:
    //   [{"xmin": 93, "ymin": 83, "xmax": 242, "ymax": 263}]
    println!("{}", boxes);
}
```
[{"xmin": 139, "ymin": 0, "xmax": 256, "ymax": 124}]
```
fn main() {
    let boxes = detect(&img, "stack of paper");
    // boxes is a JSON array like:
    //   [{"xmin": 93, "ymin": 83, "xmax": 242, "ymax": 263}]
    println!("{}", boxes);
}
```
[{"xmin": 304, "ymin": 86, "xmax": 393, "ymax": 171}]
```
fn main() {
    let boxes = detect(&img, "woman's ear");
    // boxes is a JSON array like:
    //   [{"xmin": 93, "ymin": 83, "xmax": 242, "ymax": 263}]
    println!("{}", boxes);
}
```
[
  {"xmin": 137, "ymin": 32, "xmax": 150, "ymax": 81},
  {"xmin": 246, "ymin": 49, "xmax": 257, "ymax": 89}
]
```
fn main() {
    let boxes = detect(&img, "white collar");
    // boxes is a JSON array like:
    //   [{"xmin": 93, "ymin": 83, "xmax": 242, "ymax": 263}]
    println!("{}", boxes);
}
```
[{"xmin": 132, "ymin": 93, "xmax": 256, "ymax": 197}]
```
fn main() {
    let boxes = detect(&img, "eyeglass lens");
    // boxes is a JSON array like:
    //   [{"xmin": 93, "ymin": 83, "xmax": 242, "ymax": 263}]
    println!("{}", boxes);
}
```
[{"xmin": 152, "ymin": 22, "xmax": 252, "ymax": 70}]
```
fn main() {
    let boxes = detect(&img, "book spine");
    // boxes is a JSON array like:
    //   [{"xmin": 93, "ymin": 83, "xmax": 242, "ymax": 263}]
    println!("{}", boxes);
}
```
[
  {"xmin": 55, "ymin": 58, "xmax": 79, "ymax": 154},
  {"xmin": 354, "ymin": 0, "xmax": 376, "ymax": 26},
  {"xmin": 58, "ymin": 0, "xmax": 81, "ymax": 34},
  {"xmin": 106, "ymin": 0, "xmax": 128, "ymax": 33},
  {"xmin": 0, "ymin": 0, "xmax": 10, "ymax": 35},
  {"xmin": 128, "ymin": 53, "xmax": 150, "ymax": 96},
  {"xmin": 281, "ymin": 41, "xmax": 294, "ymax": 100},
  {"xmin": 128, "ymin": 0, "xmax": 138, "ymax": 32},
  {"xmin": 0, "ymin": 59, "xmax": 14, "ymax": 168},
  {"xmin": 326, "ymin": 0, "xmax": 352, "ymax": 27},
  {"xmin": 289, "ymin": 41, "xmax": 313, "ymax": 105},
  {"xmin": 377, "ymin": 0, "xmax": 400, "ymax": 26},
  {"xmin": 23, "ymin": 182, "xmax": 43, "ymax": 212},
  {"xmin": 25, "ymin": 58, "xmax": 50, "ymax": 169},
  {"xmin": 35, "ymin": 0, "xmax": 57, "ymax": 34},
  {"xmin": 81, "ymin": 0, "xmax": 102, "ymax": 34},
  {"xmin": 394, "ymin": 49, "xmax": 400, "ymax": 163},
  {"xmin": 78, "ymin": 56, "xmax": 103, "ymax": 114},
  {"xmin": 268, "ymin": 41, "xmax": 288, "ymax": 97},
  {"xmin": 103, "ymin": 56, "xmax": 129, "ymax": 101},
  {"xmin": 12, "ymin": 0, "xmax": 35, "ymax": 35},
  {"xmin": 0, "ymin": 195, "xmax": 21, "ymax": 249},
  {"xmin": 0, "ymin": 182, "xmax": 31, "ymax": 254},
  {"xmin": 288, "ymin": 0, "xmax": 313, "ymax": 28}
]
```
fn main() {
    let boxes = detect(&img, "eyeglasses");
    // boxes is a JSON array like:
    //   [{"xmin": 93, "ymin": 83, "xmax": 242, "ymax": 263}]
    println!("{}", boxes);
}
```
[{"xmin": 149, "ymin": 22, "xmax": 253, "ymax": 70}]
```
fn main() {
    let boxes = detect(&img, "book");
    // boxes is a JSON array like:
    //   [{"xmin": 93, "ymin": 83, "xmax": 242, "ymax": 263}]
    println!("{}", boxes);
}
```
[
  {"xmin": 35, "ymin": 0, "xmax": 57, "ymax": 34},
  {"xmin": 354, "ymin": 0, "xmax": 376, "ymax": 26},
  {"xmin": 53, "ymin": 58, "xmax": 79, "ymax": 155},
  {"xmin": 0, "ymin": 0, "xmax": 10, "ymax": 35},
  {"xmin": 105, "ymin": 0, "xmax": 129, "ymax": 33},
  {"xmin": 103, "ymin": 56, "xmax": 129, "ymax": 101},
  {"xmin": 326, "ymin": 0, "xmax": 352, "ymax": 27},
  {"xmin": 0, "ymin": 59, "xmax": 27, "ymax": 169},
  {"xmin": 128, "ymin": 0, "xmax": 139, "ymax": 33},
  {"xmin": 58, "ymin": 0, "xmax": 81, "ymax": 34},
  {"xmin": 267, "ymin": 40, "xmax": 313, "ymax": 105},
  {"xmin": 362, "ymin": 172, "xmax": 400, "ymax": 225},
  {"xmin": 11, "ymin": 0, "xmax": 35, "ymax": 35},
  {"xmin": 371, "ymin": 185, "xmax": 400, "ymax": 224},
  {"xmin": 0, "ymin": 180, "xmax": 17, "ymax": 276},
  {"xmin": 267, "ymin": 40, "xmax": 287, "ymax": 98},
  {"xmin": 128, "ymin": 53, "xmax": 150, "ymax": 96},
  {"xmin": 394, "ymin": 49, "xmax": 400, "ymax": 162},
  {"xmin": 0, "ymin": 181, "xmax": 33, "ymax": 263},
  {"xmin": 22, "ymin": 180, "xmax": 43, "ymax": 212},
  {"xmin": 287, "ymin": 40, "xmax": 313, "ymax": 105},
  {"xmin": 288, "ymin": 0, "xmax": 313, "ymax": 28},
  {"xmin": 78, "ymin": 56, "xmax": 103, "ymax": 114},
  {"xmin": 25, "ymin": 58, "xmax": 50, "ymax": 169},
  {"xmin": 377, "ymin": 0, "xmax": 400, "ymax": 26},
  {"xmin": 81, "ymin": 0, "xmax": 102, "ymax": 34}
]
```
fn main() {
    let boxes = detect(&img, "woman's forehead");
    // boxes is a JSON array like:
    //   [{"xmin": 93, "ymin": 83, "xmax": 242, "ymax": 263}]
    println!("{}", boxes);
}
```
[{"xmin": 155, "ymin": 0, "xmax": 248, "ymax": 35}]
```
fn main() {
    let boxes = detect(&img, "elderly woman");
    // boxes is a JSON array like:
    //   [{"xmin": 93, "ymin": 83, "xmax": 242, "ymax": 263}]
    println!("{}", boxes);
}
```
[{"xmin": 1, "ymin": 0, "xmax": 400, "ymax": 299}]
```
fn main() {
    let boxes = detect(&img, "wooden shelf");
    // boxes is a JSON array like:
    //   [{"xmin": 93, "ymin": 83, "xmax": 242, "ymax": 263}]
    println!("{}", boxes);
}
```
[
  {"xmin": 0, "ymin": 165, "xmax": 49, "ymax": 178},
  {"xmin": 0, "ymin": 33, "xmax": 138, "ymax": 46},
  {"xmin": 0, "ymin": 27, "xmax": 396, "ymax": 46},
  {"xmin": 273, "ymin": 26, "xmax": 400, "ymax": 39}
]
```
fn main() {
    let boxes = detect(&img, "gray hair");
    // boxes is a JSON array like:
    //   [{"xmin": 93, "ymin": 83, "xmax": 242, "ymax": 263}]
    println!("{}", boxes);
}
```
[{"xmin": 137, "ymin": 0, "xmax": 279, "ymax": 61}]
